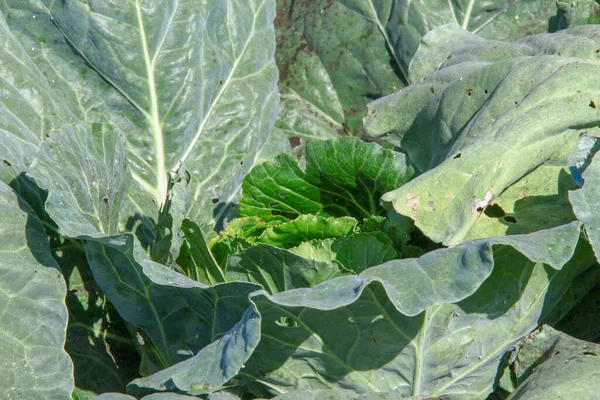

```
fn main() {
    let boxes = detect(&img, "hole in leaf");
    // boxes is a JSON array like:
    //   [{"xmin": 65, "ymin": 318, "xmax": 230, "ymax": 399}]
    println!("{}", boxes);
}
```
[
  {"xmin": 211, "ymin": 198, "xmax": 219, "ymax": 204},
  {"xmin": 484, "ymin": 203, "xmax": 506, "ymax": 218},
  {"xmin": 453, "ymin": 153, "xmax": 462, "ymax": 159},
  {"xmin": 583, "ymin": 351, "xmax": 598, "ymax": 356},
  {"xmin": 514, "ymin": 101, "xmax": 519, "ymax": 105},
  {"xmin": 590, "ymin": 100, "xmax": 597, "ymax": 109},
  {"xmin": 2, "ymin": 160, "xmax": 12, "ymax": 166},
  {"xmin": 239, "ymin": 160, "xmax": 244, "ymax": 166},
  {"xmin": 484, "ymin": 89, "xmax": 489, "ymax": 94},
  {"xmin": 218, "ymin": 79, "xmax": 223, "ymax": 85},
  {"xmin": 270, "ymin": 201, "xmax": 278, "ymax": 207},
  {"xmin": 289, "ymin": 137, "xmax": 301, "ymax": 148},
  {"xmin": 279, "ymin": 192, "xmax": 287, "ymax": 198},
  {"xmin": 430, "ymin": 86, "xmax": 435, "ymax": 94},
  {"xmin": 504, "ymin": 216, "xmax": 517, "ymax": 223},
  {"xmin": 466, "ymin": 88, "xmax": 473, "ymax": 96},
  {"xmin": 103, "ymin": 196, "xmax": 109, "ymax": 204},
  {"xmin": 250, "ymin": 195, "xmax": 258, "ymax": 201},
  {"xmin": 275, "ymin": 317, "xmax": 299, "ymax": 328}
]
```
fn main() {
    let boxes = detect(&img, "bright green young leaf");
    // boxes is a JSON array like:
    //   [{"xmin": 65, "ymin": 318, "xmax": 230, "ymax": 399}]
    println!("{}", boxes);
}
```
[
  {"xmin": 505, "ymin": 325, "xmax": 600, "ymax": 399},
  {"xmin": 257, "ymin": 215, "xmax": 358, "ymax": 248},
  {"xmin": 331, "ymin": 234, "xmax": 398, "ymax": 274},
  {"xmin": 239, "ymin": 137, "xmax": 414, "ymax": 221},
  {"xmin": 209, "ymin": 217, "xmax": 271, "ymax": 267},
  {"xmin": 177, "ymin": 219, "xmax": 225, "ymax": 286},
  {"xmin": 0, "ymin": 182, "xmax": 73, "ymax": 398}
]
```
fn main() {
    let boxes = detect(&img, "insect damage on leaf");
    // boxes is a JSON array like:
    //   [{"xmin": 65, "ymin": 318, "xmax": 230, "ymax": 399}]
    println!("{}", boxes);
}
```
[{"xmin": 472, "ymin": 190, "xmax": 494, "ymax": 215}]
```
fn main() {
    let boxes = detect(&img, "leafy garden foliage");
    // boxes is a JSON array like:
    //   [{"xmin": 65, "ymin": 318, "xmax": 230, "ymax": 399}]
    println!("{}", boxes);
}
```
[{"xmin": 1, "ymin": 1, "xmax": 600, "ymax": 399}]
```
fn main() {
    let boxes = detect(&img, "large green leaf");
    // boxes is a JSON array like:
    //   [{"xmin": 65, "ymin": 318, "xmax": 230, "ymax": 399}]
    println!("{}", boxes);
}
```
[
  {"xmin": 571, "ymin": 151, "xmax": 600, "ymax": 262},
  {"xmin": 373, "ymin": 25, "xmax": 600, "ymax": 245},
  {"xmin": 128, "ymin": 304, "xmax": 261, "ymax": 396},
  {"xmin": 274, "ymin": 0, "xmax": 597, "ymax": 140},
  {"xmin": 0, "ymin": 181, "xmax": 73, "ymax": 398},
  {"xmin": 81, "ymin": 233, "xmax": 261, "ymax": 374},
  {"xmin": 2, "ymin": 0, "xmax": 279, "ymax": 232},
  {"xmin": 505, "ymin": 325, "xmax": 600, "ymax": 399},
  {"xmin": 58, "ymin": 238, "xmax": 140, "ymax": 395},
  {"xmin": 226, "ymin": 244, "xmax": 346, "ymax": 294},
  {"xmin": 176, "ymin": 223, "xmax": 585, "ymax": 398}
]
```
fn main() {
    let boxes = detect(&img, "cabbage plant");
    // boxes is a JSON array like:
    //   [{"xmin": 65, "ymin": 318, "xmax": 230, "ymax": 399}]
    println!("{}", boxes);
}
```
[{"xmin": 1, "ymin": 1, "xmax": 600, "ymax": 400}]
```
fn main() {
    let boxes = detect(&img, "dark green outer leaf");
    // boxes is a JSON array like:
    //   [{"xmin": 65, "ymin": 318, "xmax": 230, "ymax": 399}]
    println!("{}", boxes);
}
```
[
  {"xmin": 29, "ymin": 123, "xmax": 129, "ymax": 238},
  {"xmin": 0, "ymin": 182, "xmax": 73, "ymax": 398},
  {"xmin": 128, "ymin": 305, "xmax": 261, "ymax": 396},
  {"xmin": 59, "ymin": 239, "xmax": 140, "ymax": 395},
  {"xmin": 275, "ymin": 0, "xmax": 405, "ymax": 138},
  {"xmin": 256, "ymin": 222, "xmax": 581, "ymax": 317},
  {"xmin": 505, "ymin": 325, "xmax": 600, "ymax": 399},
  {"xmin": 553, "ymin": 278, "xmax": 600, "ymax": 342},
  {"xmin": 241, "ymin": 225, "xmax": 584, "ymax": 397},
  {"xmin": 275, "ymin": 0, "xmax": 583, "ymax": 139},
  {"xmin": 82, "ymin": 234, "xmax": 260, "ymax": 374},
  {"xmin": 122, "ymin": 222, "xmax": 584, "ymax": 397},
  {"xmin": 570, "ymin": 151, "xmax": 600, "ymax": 262}
]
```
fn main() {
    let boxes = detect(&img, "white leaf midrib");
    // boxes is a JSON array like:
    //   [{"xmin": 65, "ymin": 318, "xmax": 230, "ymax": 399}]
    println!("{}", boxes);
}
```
[{"xmin": 136, "ymin": 0, "xmax": 168, "ymax": 206}]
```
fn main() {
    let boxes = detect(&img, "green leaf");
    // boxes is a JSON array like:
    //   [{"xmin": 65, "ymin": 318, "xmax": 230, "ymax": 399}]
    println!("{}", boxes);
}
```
[
  {"xmin": 377, "ymin": 25, "xmax": 600, "ymax": 245},
  {"xmin": 177, "ymin": 219, "xmax": 225, "ymax": 285},
  {"xmin": 571, "ymin": 151, "xmax": 600, "ymax": 262},
  {"xmin": 209, "ymin": 217, "xmax": 271, "ymax": 267},
  {"xmin": 505, "ymin": 325, "xmax": 600, "ymax": 399},
  {"xmin": 59, "ymin": 239, "xmax": 140, "ymax": 394},
  {"xmin": 3, "ymin": 0, "xmax": 279, "ymax": 233},
  {"xmin": 0, "ymin": 182, "xmax": 73, "ymax": 398},
  {"xmin": 275, "ymin": 0, "xmax": 591, "ymax": 139},
  {"xmin": 226, "ymin": 244, "xmax": 345, "ymax": 294},
  {"xmin": 553, "ymin": 275, "xmax": 600, "ymax": 343},
  {"xmin": 29, "ymin": 123, "xmax": 130, "ymax": 238},
  {"xmin": 331, "ymin": 234, "xmax": 398, "ymax": 274},
  {"xmin": 239, "ymin": 137, "xmax": 414, "ymax": 221},
  {"xmin": 82, "ymin": 234, "xmax": 260, "ymax": 374},
  {"xmin": 128, "ymin": 305, "xmax": 261, "ymax": 396},
  {"xmin": 188, "ymin": 223, "xmax": 583, "ymax": 397},
  {"xmin": 257, "ymin": 215, "xmax": 358, "ymax": 248},
  {"xmin": 275, "ymin": 0, "xmax": 406, "ymax": 138}
]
